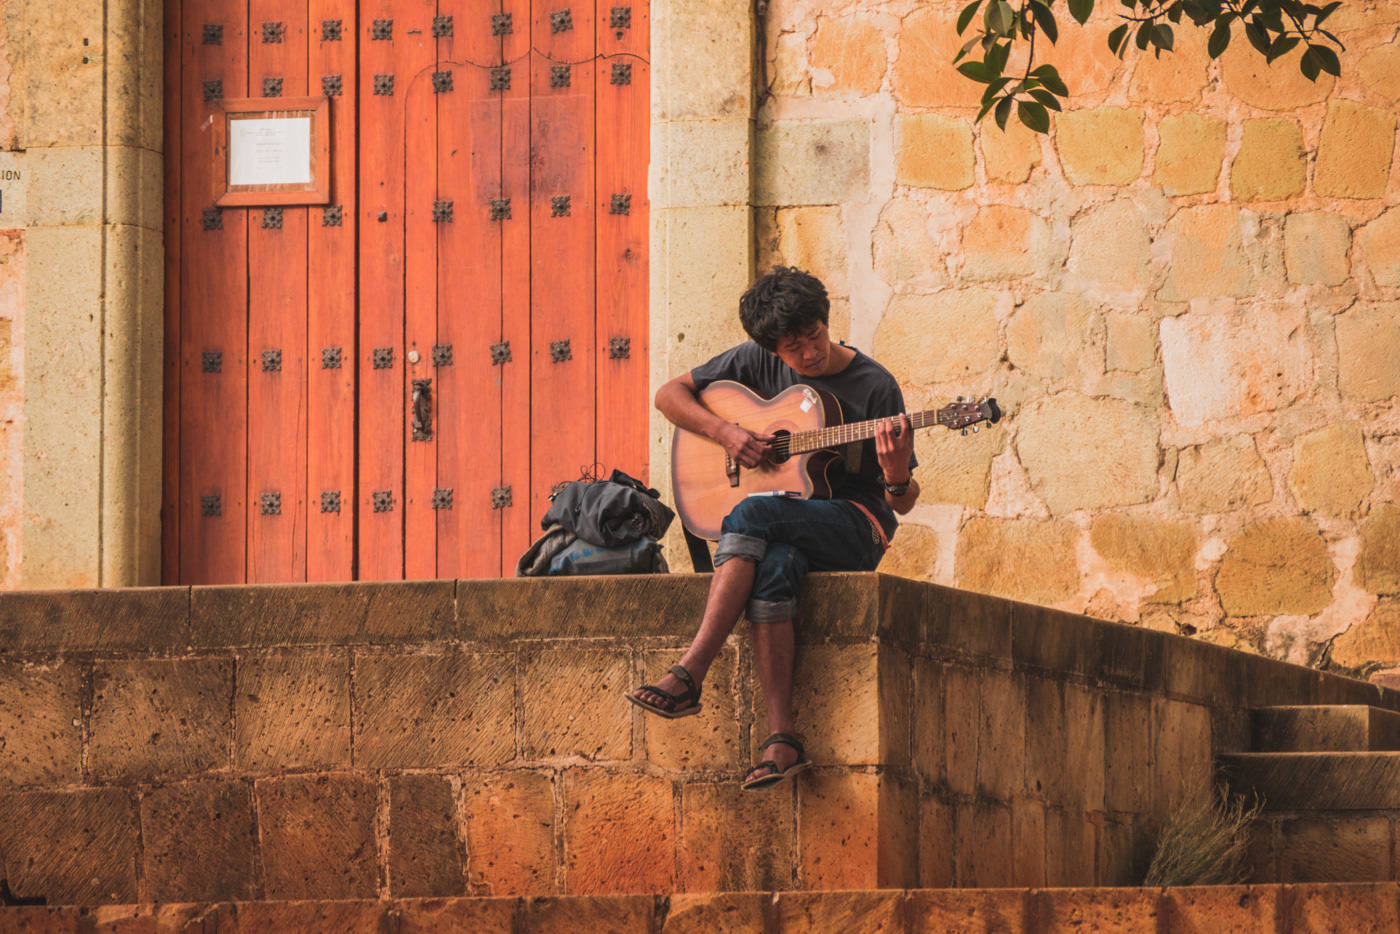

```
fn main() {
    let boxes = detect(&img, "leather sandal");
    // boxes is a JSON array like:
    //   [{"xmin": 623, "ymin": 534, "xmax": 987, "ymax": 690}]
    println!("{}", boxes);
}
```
[
  {"xmin": 741, "ymin": 732, "xmax": 810, "ymax": 791},
  {"xmin": 626, "ymin": 664, "xmax": 703, "ymax": 719}
]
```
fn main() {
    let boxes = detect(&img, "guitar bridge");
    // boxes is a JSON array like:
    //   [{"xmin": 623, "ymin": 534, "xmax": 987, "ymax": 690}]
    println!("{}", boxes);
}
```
[{"xmin": 724, "ymin": 454, "xmax": 740, "ymax": 488}]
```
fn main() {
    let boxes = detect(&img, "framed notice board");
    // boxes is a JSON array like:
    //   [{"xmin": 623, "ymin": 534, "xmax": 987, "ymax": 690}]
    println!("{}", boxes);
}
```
[{"xmin": 214, "ymin": 97, "xmax": 331, "ymax": 206}]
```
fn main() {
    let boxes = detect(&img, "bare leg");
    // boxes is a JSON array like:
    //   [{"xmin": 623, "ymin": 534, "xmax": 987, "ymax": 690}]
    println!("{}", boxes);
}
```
[
  {"xmin": 748, "ymin": 617, "xmax": 799, "ymax": 774},
  {"xmin": 633, "ymin": 557, "xmax": 756, "ymax": 709}
]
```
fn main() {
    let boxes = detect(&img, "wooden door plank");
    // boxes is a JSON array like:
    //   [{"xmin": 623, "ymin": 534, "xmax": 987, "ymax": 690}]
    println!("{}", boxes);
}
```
[
  {"xmin": 161, "ymin": 0, "xmax": 182, "ymax": 584},
  {"xmin": 306, "ymin": 0, "xmax": 357, "ymax": 581},
  {"xmin": 500, "ymin": 0, "xmax": 533, "ymax": 573},
  {"xmin": 402, "ymin": 2, "xmax": 439, "ymax": 581},
  {"xmin": 593, "ymin": 0, "xmax": 649, "ymax": 483},
  {"xmin": 528, "ymin": 0, "xmax": 596, "ymax": 529},
  {"xmin": 247, "ymin": 0, "xmax": 310, "ymax": 583},
  {"xmin": 179, "ymin": 0, "xmax": 249, "ymax": 584},
  {"xmin": 357, "ymin": 0, "xmax": 410, "ymax": 579},
  {"xmin": 432, "ymin": 0, "xmax": 506, "ymax": 579}
]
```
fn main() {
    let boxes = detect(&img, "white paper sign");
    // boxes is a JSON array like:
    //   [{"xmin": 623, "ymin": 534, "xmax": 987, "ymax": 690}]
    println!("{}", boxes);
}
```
[
  {"xmin": 0, "ymin": 152, "xmax": 26, "ymax": 228},
  {"xmin": 228, "ymin": 116, "xmax": 313, "ymax": 186}
]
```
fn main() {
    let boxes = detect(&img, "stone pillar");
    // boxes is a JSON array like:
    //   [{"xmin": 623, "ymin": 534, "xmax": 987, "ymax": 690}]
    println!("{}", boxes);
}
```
[
  {"xmin": 648, "ymin": 0, "xmax": 755, "ymax": 568},
  {"xmin": 2, "ymin": 0, "xmax": 164, "ymax": 588}
]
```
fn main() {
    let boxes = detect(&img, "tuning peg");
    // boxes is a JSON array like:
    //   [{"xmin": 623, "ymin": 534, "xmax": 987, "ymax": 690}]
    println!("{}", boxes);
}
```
[
  {"xmin": 961, "ymin": 428, "xmax": 968, "ymax": 436},
  {"xmin": 972, "ymin": 426, "xmax": 979, "ymax": 433},
  {"xmin": 957, "ymin": 395, "xmax": 964, "ymax": 402}
]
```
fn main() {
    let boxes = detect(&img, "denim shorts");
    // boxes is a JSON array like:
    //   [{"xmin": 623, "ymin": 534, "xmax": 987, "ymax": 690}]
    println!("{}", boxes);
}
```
[{"xmin": 713, "ymin": 495, "xmax": 885, "ymax": 622}]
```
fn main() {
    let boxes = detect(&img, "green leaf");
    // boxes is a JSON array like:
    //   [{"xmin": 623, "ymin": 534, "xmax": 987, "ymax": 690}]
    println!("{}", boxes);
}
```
[
  {"xmin": 1032, "ymin": 64, "xmax": 1070, "ymax": 95},
  {"xmin": 957, "ymin": 0, "xmax": 984, "ymax": 34},
  {"xmin": 1135, "ymin": 20, "xmax": 1153, "ymax": 50},
  {"xmin": 1244, "ymin": 21, "xmax": 1271, "ymax": 56},
  {"xmin": 1152, "ymin": 23, "xmax": 1175, "ymax": 50},
  {"xmin": 1207, "ymin": 19, "xmax": 1231, "ymax": 57},
  {"xmin": 1316, "ymin": 1, "xmax": 1341, "ymax": 23},
  {"xmin": 985, "ymin": 0, "xmax": 1015, "ymax": 35},
  {"xmin": 1267, "ymin": 34, "xmax": 1299, "ymax": 61},
  {"xmin": 1029, "ymin": 88, "xmax": 1064, "ymax": 110},
  {"xmin": 1018, "ymin": 99, "xmax": 1051, "ymax": 133},
  {"xmin": 1030, "ymin": 1, "xmax": 1060, "ymax": 41},
  {"xmin": 958, "ymin": 60, "xmax": 995, "ymax": 82},
  {"xmin": 1313, "ymin": 44, "xmax": 1341, "ymax": 76},
  {"xmin": 988, "ymin": 39, "xmax": 1012, "ymax": 73},
  {"xmin": 1299, "ymin": 45, "xmax": 1320, "ymax": 79},
  {"xmin": 994, "ymin": 94, "xmax": 1014, "ymax": 130},
  {"xmin": 1068, "ymin": 0, "xmax": 1095, "ymax": 24},
  {"xmin": 1107, "ymin": 23, "xmax": 1130, "ymax": 55}
]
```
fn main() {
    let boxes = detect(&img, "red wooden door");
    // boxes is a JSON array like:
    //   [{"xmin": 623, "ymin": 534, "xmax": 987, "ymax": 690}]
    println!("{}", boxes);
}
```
[{"xmin": 163, "ymin": 0, "xmax": 649, "ymax": 584}]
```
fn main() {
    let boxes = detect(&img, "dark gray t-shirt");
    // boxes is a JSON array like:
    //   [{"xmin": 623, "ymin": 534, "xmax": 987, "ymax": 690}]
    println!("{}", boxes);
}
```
[{"xmin": 689, "ymin": 340, "xmax": 916, "ymax": 540}]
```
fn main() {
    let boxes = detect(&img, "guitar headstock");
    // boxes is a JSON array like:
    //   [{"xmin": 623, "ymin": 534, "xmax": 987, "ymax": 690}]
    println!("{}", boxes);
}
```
[{"xmin": 938, "ymin": 396, "xmax": 1001, "ymax": 433}]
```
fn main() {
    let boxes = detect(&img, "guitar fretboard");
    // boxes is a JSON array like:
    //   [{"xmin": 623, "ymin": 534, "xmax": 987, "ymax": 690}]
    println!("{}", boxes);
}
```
[{"xmin": 789, "ymin": 408, "xmax": 946, "ymax": 455}]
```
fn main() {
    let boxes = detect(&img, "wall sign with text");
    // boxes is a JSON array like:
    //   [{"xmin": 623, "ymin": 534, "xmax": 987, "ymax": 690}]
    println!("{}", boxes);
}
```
[{"xmin": 214, "ymin": 97, "xmax": 330, "ymax": 206}]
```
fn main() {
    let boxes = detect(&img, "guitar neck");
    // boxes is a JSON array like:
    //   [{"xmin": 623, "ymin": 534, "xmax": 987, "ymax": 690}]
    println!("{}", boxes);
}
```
[{"xmin": 790, "ymin": 409, "xmax": 943, "ymax": 455}]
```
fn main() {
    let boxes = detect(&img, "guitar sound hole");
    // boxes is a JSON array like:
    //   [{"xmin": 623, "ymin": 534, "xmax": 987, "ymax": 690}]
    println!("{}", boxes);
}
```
[{"xmin": 770, "ymin": 429, "xmax": 792, "ymax": 464}]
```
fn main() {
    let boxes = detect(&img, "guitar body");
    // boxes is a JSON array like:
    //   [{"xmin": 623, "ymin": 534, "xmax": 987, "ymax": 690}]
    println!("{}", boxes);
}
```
[{"xmin": 672, "ymin": 381, "xmax": 845, "ymax": 541}]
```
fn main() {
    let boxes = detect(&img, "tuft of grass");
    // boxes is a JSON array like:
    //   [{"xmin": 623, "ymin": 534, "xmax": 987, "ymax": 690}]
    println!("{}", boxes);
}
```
[{"xmin": 1142, "ymin": 784, "xmax": 1265, "ymax": 886}]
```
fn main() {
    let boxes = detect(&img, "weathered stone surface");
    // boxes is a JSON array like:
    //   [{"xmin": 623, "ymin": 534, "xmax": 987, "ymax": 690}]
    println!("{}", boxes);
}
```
[
  {"xmin": 1358, "ymin": 43, "xmax": 1400, "ymax": 102},
  {"xmin": 1164, "ymin": 886, "xmax": 1278, "ymax": 931},
  {"xmin": 810, "ymin": 15, "xmax": 887, "ymax": 96},
  {"xmin": 1068, "ymin": 200, "xmax": 1153, "ymax": 288},
  {"xmin": 140, "ymin": 781, "xmax": 257, "ymax": 902},
  {"xmin": 893, "ymin": 7, "xmax": 984, "ymax": 108},
  {"xmin": 1157, "ymin": 205, "xmax": 1256, "ymax": 300},
  {"xmin": 389, "ymin": 773, "xmax": 464, "ymax": 898},
  {"xmin": 1330, "ymin": 601, "xmax": 1400, "ymax": 670},
  {"xmin": 1131, "ymin": 25, "xmax": 1210, "ymax": 102},
  {"xmin": 1358, "ymin": 208, "xmax": 1400, "ymax": 288},
  {"xmin": 663, "ymin": 893, "xmax": 765, "ymax": 934},
  {"xmin": 462, "ymin": 770, "xmax": 556, "ymax": 896},
  {"xmin": 1358, "ymin": 504, "xmax": 1400, "ymax": 596},
  {"xmin": 238, "ymin": 901, "xmax": 386, "ymax": 934},
  {"xmin": 880, "ymin": 522, "xmax": 939, "ymax": 581},
  {"xmin": 875, "ymin": 290, "xmax": 1000, "ymax": 387},
  {"xmin": 776, "ymin": 206, "xmax": 847, "ymax": 297},
  {"xmin": 0, "ymin": 788, "xmax": 137, "ymax": 905},
  {"xmin": 1056, "ymin": 108, "xmax": 1145, "ymax": 186},
  {"xmin": 773, "ymin": 33, "xmax": 812, "ymax": 97},
  {"xmin": 1016, "ymin": 393, "xmax": 1159, "ymax": 514},
  {"xmin": 256, "ymin": 773, "xmax": 378, "ymax": 899},
  {"xmin": 459, "ymin": 576, "xmax": 711, "ymax": 640},
  {"xmin": 912, "ymin": 416, "xmax": 1000, "ymax": 508},
  {"xmin": 1160, "ymin": 304, "xmax": 1312, "ymax": 426},
  {"xmin": 775, "ymin": 891, "xmax": 903, "ymax": 934},
  {"xmin": 1153, "ymin": 113, "xmax": 1226, "ymax": 196},
  {"xmin": 653, "ymin": 0, "xmax": 750, "ymax": 121},
  {"xmin": 1284, "ymin": 212, "xmax": 1351, "ymax": 287},
  {"xmin": 190, "ymin": 581, "xmax": 454, "ymax": 647},
  {"xmin": 1045, "ymin": 808, "xmax": 1097, "ymax": 886},
  {"xmin": 1038, "ymin": 888, "xmax": 1160, "ymax": 931},
  {"xmin": 872, "ymin": 198, "xmax": 947, "ymax": 293},
  {"xmin": 1286, "ymin": 884, "xmax": 1400, "ymax": 933},
  {"xmin": 656, "ymin": 119, "xmax": 750, "ymax": 208},
  {"xmin": 234, "ymin": 651, "xmax": 351, "ymax": 771},
  {"xmin": 1216, "ymin": 518, "xmax": 1335, "ymax": 617},
  {"xmin": 1220, "ymin": 42, "xmax": 1333, "ymax": 110},
  {"xmin": 1106, "ymin": 313, "xmax": 1156, "ymax": 373},
  {"xmin": 1177, "ymin": 435, "xmax": 1273, "ymax": 514},
  {"xmin": 1091, "ymin": 513, "xmax": 1197, "ymax": 604},
  {"xmin": 0, "ymin": 587, "xmax": 186, "ymax": 653},
  {"xmin": 1315, "ymin": 101, "xmax": 1397, "ymax": 200},
  {"xmin": 398, "ymin": 898, "xmax": 517, "ymax": 934},
  {"xmin": 1007, "ymin": 292, "xmax": 1098, "ymax": 379},
  {"xmin": 0, "ymin": 659, "xmax": 81, "ymax": 786},
  {"xmin": 1280, "ymin": 818, "xmax": 1393, "ymax": 882},
  {"xmin": 1289, "ymin": 423, "xmax": 1373, "ymax": 520},
  {"xmin": 910, "ymin": 889, "xmax": 1028, "ymax": 933},
  {"xmin": 678, "ymin": 781, "xmax": 794, "ymax": 892},
  {"xmin": 797, "ymin": 771, "xmax": 880, "ymax": 889},
  {"xmin": 918, "ymin": 798, "xmax": 955, "ymax": 887},
  {"xmin": 962, "ymin": 204, "xmax": 1053, "ymax": 281},
  {"xmin": 355, "ymin": 650, "xmax": 515, "ymax": 768},
  {"xmin": 955, "ymin": 518, "xmax": 1080, "ymax": 605},
  {"xmin": 88, "ymin": 658, "xmax": 232, "ymax": 782},
  {"xmin": 562, "ymin": 770, "xmax": 675, "ymax": 893},
  {"xmin": 977, "ymin": 668, "xmax": 1027, "ymax": 800},
  {"xmin": 957, "ymin": 800, "xmax": 1015, "ymax": 887},
  {"xmin": 523, "ymin": 647, "xmax": 630, "ymax": 761},
  {"xmin": 1231, "ymin": 119, "xmax": 1305, "ymax": 201},
  {"xmin": 980, "ymin": 120, "xmax": 1042, "ymax": 184},
  {"xmin": 643, "ymin": 646, "xmax": 739, "ymax": 770},
  {"xmin": 755, "ymin": 120, "xmax": 869, "ymax": 206},
  {"xmin": 786, "ymin": 644, "xmax": 879, "ymax": 764},
  {"xmin": 1336, "ymin": 303, "xmax": 1400, "ymax": 403},
  {"xmin": 520, "ymin": 896, "xmax": 653, "ymax": 934},
  {"xmin": 896, "ymin": 113, "xmax": 974, "ymax": 190}
]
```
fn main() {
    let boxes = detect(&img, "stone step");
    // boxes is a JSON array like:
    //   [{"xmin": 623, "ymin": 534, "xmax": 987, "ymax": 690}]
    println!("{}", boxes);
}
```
[
  {"xmin": 1252, "ymin": 705, "xmax": 1400, "ymax": 752},
  {"xmin": 1219, "ymin": 752, "xmax": 1400, "ymax": 810}
]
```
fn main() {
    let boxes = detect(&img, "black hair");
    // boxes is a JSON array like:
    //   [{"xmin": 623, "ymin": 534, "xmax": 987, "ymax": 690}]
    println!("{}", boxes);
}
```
[{"xmin": 738, "ymin": 266, "xmax": 830, "ymax": 351}]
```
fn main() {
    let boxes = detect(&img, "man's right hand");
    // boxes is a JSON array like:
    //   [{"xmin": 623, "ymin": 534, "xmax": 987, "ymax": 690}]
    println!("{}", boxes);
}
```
[{"xmin": 719, "ymin": 423, "xmax": 773, "ymax": 468}]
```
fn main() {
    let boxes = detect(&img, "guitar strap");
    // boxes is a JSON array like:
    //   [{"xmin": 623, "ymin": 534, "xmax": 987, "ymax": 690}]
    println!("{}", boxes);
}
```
[
  {"xmin": 848, "ymin": 501, "xmax": 891, "ymax": 552},
  {"xmin": 683, "ymin": 526, "xmax": 715, "ymax": 572}
]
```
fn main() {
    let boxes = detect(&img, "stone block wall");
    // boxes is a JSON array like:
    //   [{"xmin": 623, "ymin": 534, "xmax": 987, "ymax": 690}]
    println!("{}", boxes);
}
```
[
  {"xmin": 1, "ymin": 574, "xmax": 1395, "ymax": 905},
  {"xmin": 649, "ymin": 0, "xmax": 1400, "ymax": 681}
]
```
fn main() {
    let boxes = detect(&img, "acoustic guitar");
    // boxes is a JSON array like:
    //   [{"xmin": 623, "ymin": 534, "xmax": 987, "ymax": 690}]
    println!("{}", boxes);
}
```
[{"xmin": 672, "ymin": 380, "xmax": 1001, "ymax": 540}]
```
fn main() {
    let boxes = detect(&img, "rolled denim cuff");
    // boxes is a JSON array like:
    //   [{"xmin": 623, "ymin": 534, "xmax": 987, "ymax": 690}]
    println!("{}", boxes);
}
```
[
  {"xmin": 714, "ymin": 531, "xmax": 767, "ymax": 566},
  {"xmin": 747, "ymin": 598, "xmax": 794, "ymax": 623}
]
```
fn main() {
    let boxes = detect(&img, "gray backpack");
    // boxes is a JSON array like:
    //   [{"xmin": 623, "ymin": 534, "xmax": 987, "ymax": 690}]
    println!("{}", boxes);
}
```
[{"xmin": 515, "ymin": 470, "xmax": 674, "ymax": 577}]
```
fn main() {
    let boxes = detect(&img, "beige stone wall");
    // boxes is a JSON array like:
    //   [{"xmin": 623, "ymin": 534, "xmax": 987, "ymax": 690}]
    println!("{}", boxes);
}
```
[
  {"xmin": 0, "ymin": 0, "xmax": 164, "ymax": 589},
  {"xmin": 650, "ymin": 0, "xmax": 1400, "ymax": 674}
]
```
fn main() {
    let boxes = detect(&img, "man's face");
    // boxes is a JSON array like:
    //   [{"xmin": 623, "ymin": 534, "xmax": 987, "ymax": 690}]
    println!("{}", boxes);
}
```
[{"xmin": 772, "ymin": 321, "xmax": 832, "ymax": 377}]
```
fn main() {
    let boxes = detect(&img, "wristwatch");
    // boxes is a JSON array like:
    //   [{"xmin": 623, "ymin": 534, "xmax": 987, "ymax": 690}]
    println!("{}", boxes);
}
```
[{"xmin": 885, "ymin": 477, "xmax": 911, "ymax": 497}]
